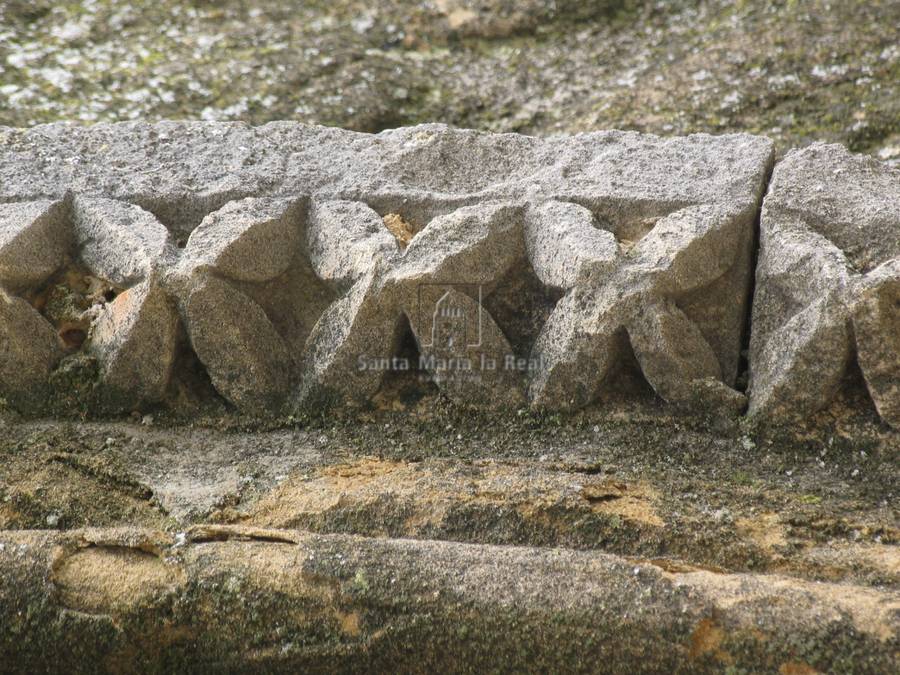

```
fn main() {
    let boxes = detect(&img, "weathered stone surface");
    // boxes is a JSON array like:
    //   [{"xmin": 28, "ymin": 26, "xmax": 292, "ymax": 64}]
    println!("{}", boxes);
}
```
[
  {"xmin": 1, "ymin": 119, "xmax": 897, "ymax": 675},
  {"xmin": 0, "ymin": 200, "xmax": 70, "ymax": 290},
  {"xmin": 853, "ymin": 261, "xmax": 900, "ymax": 425},
  {"xmin": 0, "ymin": 122, "xmax": 774, "ymax": 235},
  {"xmin": 300, "ymin": 201, "xmax": 526, "ymax": 408},
  {"xmin": 0, "ymin": 196, "xmax": 184, "ymax": 412},
  {"xmin": 749, "ymin": 144, "xmax": 900, "ymax": 426},
  {"xmin": 525, "ymin": 200, "xmax": 618, "ymax": 290},
  {"xmin": 184, "ymin": 197, "xmax": 304, "ymax": 282},
  {"xmin": 528, "ymin": 202, "xmax": 758, "ymax": 411},
  {"xmin": 307, "ymin": 199, "xmax": 398, "ymax": 288},
  {"xmin": 183, "ymin": 273, "xmax": 291, "ymax": 413},
  {"xmin": 88, "ymin": 281, "xmax": 179, "ymax": 407},
  {"xmin": 0, "ymin": 290, "xmax": 63, "ymax": 403},
  {"xmin": 0, "ymin": 526, "xmax": 897, "ymax": 673},
  {"xmin": 0, "ymin": 121, "xmax": 832, "ymax": 417},
  {"xmin": 72, "ymin": 197, "xmax": 174, "ymax": 287}
]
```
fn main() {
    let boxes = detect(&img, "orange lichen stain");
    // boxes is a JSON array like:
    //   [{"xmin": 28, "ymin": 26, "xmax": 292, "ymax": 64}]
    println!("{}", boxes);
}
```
[
  {"xmin": 248, "ymin": 458, "xmax": 667, "ymax": 536},
  {"xmin": 688, "ymin": 618, "xmax": 733, "ymax": 663},
  {"xmin": 336, "ymin": 610, "xmax": 362, "ymax": 637},
  {"xmin": 580, "ymin": 480, "xmax": 665, "ymax": 527},
  {"xmin": 736, "ymin": 512, "xmax": 788, "ymax": 551},
  {"xmin": 322, "ymin": 458, "xmax": 406, "ymax": 480},
  {"xmin": 52, "ymin": 544, "xmax": 184, "ymax": 616},
  {"xmin": 383, "ymin": 213, "xmax": 417, "ymax": 248}
]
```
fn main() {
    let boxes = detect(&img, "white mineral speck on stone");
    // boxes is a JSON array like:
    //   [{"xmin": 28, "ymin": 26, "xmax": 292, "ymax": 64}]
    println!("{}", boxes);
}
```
[
  {"xmin": 52, "ymin": 21, "xmax": 88, "ymax": 42},
  {"xmin": 720, "ymin": 91, "xmax": 742, "ymax": 109},
  {"xmin": 6, "ymin": 52, "xmax": 28, "ymax": 69},
  {"xmin": 767, "ymin": 74, "xmax": 800, "ymax": 88},
  {"xmin": 351, "ymin": 15, "xmax": 375, "ymax": 34}
]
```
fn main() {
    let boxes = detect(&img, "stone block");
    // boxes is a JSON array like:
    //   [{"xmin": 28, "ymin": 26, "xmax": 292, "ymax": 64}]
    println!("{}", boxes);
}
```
[
  {"xmin": 749, "ymin": 144, "xmax": 900, "ymax": 427},
  {"xmin": 0, "ymin": 122, "xmax": 780, "ymax": 415}
]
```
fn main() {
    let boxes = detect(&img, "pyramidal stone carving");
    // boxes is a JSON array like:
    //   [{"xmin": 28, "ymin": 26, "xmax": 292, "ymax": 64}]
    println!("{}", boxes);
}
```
[
  {"xmin": 173, "ymin": 197, "xmax": 306, "ymax": 412},
  {"xmin": 0, "ymin": 196, "xmax": 180, "ymax": 410},
  {"xmin": 302, "ymin": 200, "xmax": 526, "ymax": 408},
  {"xmin": 21, "ymin": 121, "xmax": 900, "ymax": 422},
  {"xmin": 749, "ymin": 143, "xmax": 900, "ymax": 427},
  {"xmin": 526, "ymin": 201, "xmax": 756, "ymax": 412},
  {"xmin": 0, "ymin": 200, "xmax": 70, "ymax": 289}
]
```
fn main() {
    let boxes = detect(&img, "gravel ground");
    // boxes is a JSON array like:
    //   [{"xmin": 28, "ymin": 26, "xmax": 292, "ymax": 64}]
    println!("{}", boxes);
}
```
[{"xmin": 1, "ymin": 0, "xmax": 898, "ymax": 162}]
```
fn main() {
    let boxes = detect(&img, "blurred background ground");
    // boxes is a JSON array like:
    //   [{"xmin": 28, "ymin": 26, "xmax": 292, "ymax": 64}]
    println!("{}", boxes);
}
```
[{"xmin": 1, "ymin": 0, "xmax": 898, "ymax": 162}]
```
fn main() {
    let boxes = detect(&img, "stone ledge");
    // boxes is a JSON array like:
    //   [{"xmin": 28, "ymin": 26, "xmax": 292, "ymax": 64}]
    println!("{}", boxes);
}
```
[{"xmin": 0, "ymin": 526, "xmax": 896, "ymax": 673}]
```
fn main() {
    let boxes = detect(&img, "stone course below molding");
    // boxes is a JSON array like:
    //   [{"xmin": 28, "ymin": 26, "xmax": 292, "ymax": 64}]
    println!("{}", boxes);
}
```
[{"xmin": 0, "ymin": 526, "xmax": 896, "ymax": 673}]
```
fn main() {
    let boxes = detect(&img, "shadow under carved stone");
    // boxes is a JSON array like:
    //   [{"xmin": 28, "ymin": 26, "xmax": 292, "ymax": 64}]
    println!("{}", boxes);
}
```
[{"xmin": 749, "ymin": 144, "xmax": 900, "ymax": 427}]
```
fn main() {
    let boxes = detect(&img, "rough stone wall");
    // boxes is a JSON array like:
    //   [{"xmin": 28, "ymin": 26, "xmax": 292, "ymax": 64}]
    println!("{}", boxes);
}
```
[{"xmin": 0, "ymin": 122, "xmax": 897, "ymax": 427}]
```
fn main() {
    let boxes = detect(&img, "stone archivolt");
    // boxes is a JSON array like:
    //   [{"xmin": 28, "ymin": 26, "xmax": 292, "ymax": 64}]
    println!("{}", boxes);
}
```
[
  {"xmin": 0, "ymin": 193, "xmax": 757, "ymax": 416},
  {"xmin": 0, "ymin": 123, "xmax": 895, "ymax": 426}
]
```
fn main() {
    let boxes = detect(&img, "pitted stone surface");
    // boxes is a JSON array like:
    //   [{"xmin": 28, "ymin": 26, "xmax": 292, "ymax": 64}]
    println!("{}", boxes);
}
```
[
  {"xmin": 749, "ymin": 144, "xmax": 900, "ymax": 427},
  {"xmin": 0, "ymin": 200, "xmax": 70, "ymax": 290},
  {"xmin": 183, "ymin": 197, "xmax": 304, "ymax": 283}
]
